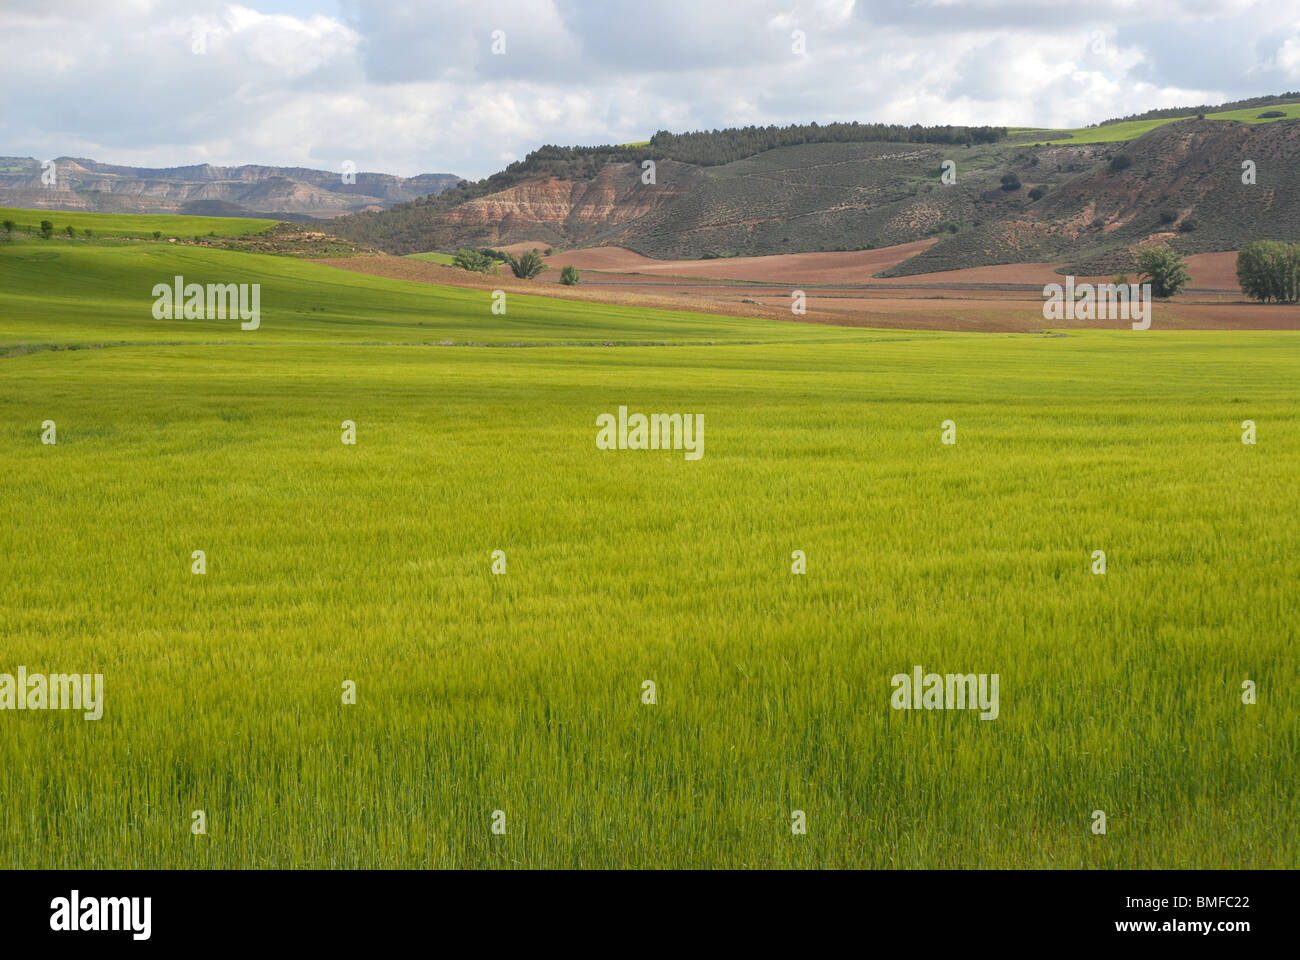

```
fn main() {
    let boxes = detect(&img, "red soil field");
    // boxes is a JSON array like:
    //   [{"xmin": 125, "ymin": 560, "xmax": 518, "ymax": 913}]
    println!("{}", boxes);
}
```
[
  {"xmin": 312, "ymin": 244, "xmax": 1289, "ymax": 335},
  {"xmin": 541, "ymin": 239, "xmax": 938, "ymax": 283},
  {"xmin": 541, "ymin": 243, "xmax": 1245, "ymax": 293}
]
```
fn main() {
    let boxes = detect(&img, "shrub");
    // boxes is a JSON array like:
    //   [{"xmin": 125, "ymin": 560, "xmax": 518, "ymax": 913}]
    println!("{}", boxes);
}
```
[
  {"xmin": 452, "ymin": 247, "xmax": 494, "ymax": 272},
  {"xmin": 543, "ymin": 247, "xmax": 554, "ymax": 256},
  {"xmin": 83, "ymin": 228, "xmax": 92, "ymax": 238},
  {"xmin": 1236, "ymin": 240, "xmax": 1300, "ymax": 303},
  {"xmin": 1136, "ymin": 244, "xmax": 1191, "ymax": 298},
  {"xmin": 560, "ymin": 265, "xmax": 580, "ymax": 285},
  {"xmin": 2, "ymin": 219, "xmax": 14, "ymax": 235},
  {"xmin": 1108, "ymin": 154, "xmax": 1131, "ymax": 173},
  {"xmin": 1112, "ymin": 274, "xmax": 1129, "ymax": 287},
  {"xmin": 153, "ymin": 231, "xmax": 162, "ymax": 240},
  {"xmin": 1000, "ymin": 173, "xmax": 1021, "ymax": 191},
  {"xmin": 1028, "ymin": 187, "xmax": 1045, "ymax": 201},
  {"xmin": 505, "ymin": 249, "xmax": 546, "ymax": 279},
  {"xmin": 1256, "ymin": 110, "xmax": 1286, "ymax": 119},
  {"xmin": 65, "ymin": 225, "xmax": 76, "ymax": 238},
  {"xmin": 1178, "ymin": 219, "xmax": 1197, "ymax": 232},
  {"xmin": 1159, "ymin": 209, "xmax": 1177, "ymax": 225},
  {"xmin": 39, "ymin": 220, "xmax": 54, "ymax": 239}
]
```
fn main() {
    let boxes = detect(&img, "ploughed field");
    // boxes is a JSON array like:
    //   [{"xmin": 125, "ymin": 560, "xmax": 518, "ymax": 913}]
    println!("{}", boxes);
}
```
[
  {"xmin": 343, "ymin": 245, "xmax": 1300, "ymax": 332},
  {"xmin": 1, "ymin": 237, "xmax": 1296, "ymax": 867}
]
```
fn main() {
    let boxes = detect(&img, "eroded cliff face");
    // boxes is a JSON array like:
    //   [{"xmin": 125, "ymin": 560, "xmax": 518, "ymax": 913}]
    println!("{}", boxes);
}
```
[{"xmin": 431, "ymin": 161, "xmax": 702, "ymax": 245}]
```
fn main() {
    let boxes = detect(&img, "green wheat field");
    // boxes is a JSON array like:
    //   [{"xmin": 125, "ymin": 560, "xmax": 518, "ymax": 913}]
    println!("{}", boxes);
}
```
[{"xmin": 1, "ymin": 234, "xmax": 1296, "ymax": 868}]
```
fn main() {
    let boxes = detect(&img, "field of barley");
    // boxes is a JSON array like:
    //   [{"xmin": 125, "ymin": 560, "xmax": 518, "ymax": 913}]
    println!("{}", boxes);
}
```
[{"xmin": 0, "ymin": 235, "xmax": 1296, "ymax": 868}]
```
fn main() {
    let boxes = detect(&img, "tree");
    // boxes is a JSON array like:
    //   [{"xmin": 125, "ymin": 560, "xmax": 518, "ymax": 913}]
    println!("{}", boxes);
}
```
[
  {"xmin": 1236, "ymin": 240, "xmax": 1300, "ymax": 303},
  {"xmin": 65, "ymin": 224, "xmax": 76, "ymax": 238},
  {"xmin": 560, "ymin": 265, "xmax": 580, "ymax": 285},
  {"xmin": 1135, "ymin": 244, "xmax": 1191, "ymax": 298},
  {"xmin": 505, "ymin": 249, "xmax": 546, "ymax": 279},
  {"xmin": 2, "ymin": 219, "xmax": 14, "ymax": 235},
  {"xmin": 83, "ymin": 228, "xmax": 92, "ymax": 238},
  {"xmin": 1000, "ymin": 173, "xmax": 1021, "ymax": 191},
  {"xmin": 452, "ymin": 247, "xmax": 493, "ymax": 272},
  {"xmin": 39, "ymin": 220, "xmax": 54, "ymax": 239},
  {"xmin": 1108, "ymin": 154, "xmax": 1131, "ymax": 173},
  {"xmin": 153, "ymin": 231, "xmax": 162, "ymax": 240}
]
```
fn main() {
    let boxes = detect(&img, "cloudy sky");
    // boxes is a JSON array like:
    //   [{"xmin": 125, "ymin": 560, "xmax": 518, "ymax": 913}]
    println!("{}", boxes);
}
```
[{"xmin": 2, "ymin": 0, "xmax": 1298, "ymax": 180}]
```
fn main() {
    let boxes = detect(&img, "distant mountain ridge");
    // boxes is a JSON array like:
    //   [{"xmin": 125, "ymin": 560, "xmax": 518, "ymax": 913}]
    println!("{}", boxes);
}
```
[{"xmin": 0, "ymin": 156, "xmax": 461, "ymax": 219}]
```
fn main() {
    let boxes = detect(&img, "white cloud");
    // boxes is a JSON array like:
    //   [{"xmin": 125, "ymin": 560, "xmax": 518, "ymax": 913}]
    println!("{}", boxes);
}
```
[{"xmin": 0, "ymin": 0, "xmax": 1294, "ymax": 180}]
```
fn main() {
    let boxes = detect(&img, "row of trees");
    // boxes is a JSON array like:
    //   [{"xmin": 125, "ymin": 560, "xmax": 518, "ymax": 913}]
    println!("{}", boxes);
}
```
[
  {"xmin": 1236, "ymin": 241, "xmax": 1300, "ymax": 303},
  {"xmin": 3, "ymin": 219, "xmax": 169, "ymax": 241},
  {"xmin": 644, "ymin": 121, "xmax": 1006, "ymax": 166},
  {"xmin": 2, "ymin": 218, "xmax": 95, "ymax": 239}
]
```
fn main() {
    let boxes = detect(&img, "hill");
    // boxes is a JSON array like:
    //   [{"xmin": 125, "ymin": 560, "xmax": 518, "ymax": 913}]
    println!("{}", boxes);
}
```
[
  {"xmin": 328, "ymin": 96, "xmax": 1300, "ymax": 273},
  {"xmin": 889, "ymin": 117, "xmax": 1300, "ymax": 276},
  {"xmin": 0, "ymin": 157, "xmax": 461, "ymax": 219}
]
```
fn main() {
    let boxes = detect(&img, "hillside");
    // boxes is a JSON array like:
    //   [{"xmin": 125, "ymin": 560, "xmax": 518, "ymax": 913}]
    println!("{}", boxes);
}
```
[
  {"xmin": 328, "ymin": 136, "xmax": 1113, "ymax": 261},
  {"xmin": 330, "ymin": 121, "xmax": 1007, "ymax": 253},
  {"xmin": 890, "ymin": 117, "xmax": 1300, "ymax": 276},
  {"xmin": 0, "ymin": 157, "xmax": 461, "ymax": 219},
  {"xmin": 328, "ymin": 97, "xmax": 1300, "ymax": 272}
]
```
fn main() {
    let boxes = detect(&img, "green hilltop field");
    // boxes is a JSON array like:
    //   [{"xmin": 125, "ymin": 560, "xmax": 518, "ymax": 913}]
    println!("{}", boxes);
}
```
[
  {"xmin": 1015, "ymin": 100, "xmax": 1300, "ymax": 144},
  {"xmin": 0, "ymin": 206, "xmax": 277, "ymax": 240},
  {"xmin": 0, "ymin": 232, "xmax": 1296, "ymax": 868},
  {"xmin": 404, "ymin": 250, "xmax": 457, "ymax": 265}
]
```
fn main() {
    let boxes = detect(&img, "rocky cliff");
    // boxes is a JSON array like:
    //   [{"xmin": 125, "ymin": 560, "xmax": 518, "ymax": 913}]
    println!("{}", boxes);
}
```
[{"xmin": 0, "ymin": 157, "xmax": 461, "ymax": 219}]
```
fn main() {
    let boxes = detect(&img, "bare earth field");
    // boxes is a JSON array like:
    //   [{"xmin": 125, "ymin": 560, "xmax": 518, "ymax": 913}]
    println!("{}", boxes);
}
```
[
  {"xmin": 541, "ymin": 244, "xmax": 1245, "ymax": 292},
  {"xmin": 538, "ymin": 240, "xmax": 939, "ymax": 283},
  {"xmin": 315, "ymin": 245, "xmax": 1297, "ymax": 333}
]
